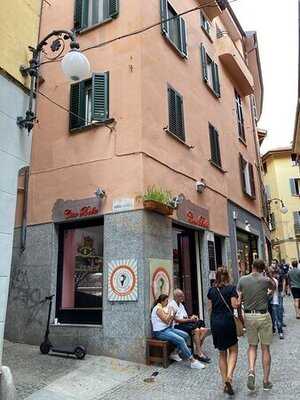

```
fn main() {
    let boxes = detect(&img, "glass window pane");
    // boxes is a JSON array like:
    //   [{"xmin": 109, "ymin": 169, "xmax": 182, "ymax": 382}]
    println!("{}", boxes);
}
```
[{"xmin": 62, "ymin": 225, "xmax": 103, "ymax": 310}]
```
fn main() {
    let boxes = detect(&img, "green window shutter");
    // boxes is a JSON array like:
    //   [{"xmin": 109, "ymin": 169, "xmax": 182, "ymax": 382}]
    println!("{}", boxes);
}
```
[
  {"xmin": 109, "ymin": 0, "xmax": 119, "ymax": 18},
  {"xmin": 168, "ymin": 87, "xmax": 185, "ymax": 141},
  {"xmin": 160, "ymin": 0, "xmax": 169, "ymax": 35},
  {"xmin": 294, "ymin": 212, "xmax": 300, "ymax": 235},
  {"xmin": 213, "ymin": 63, "xmax": 220, "ymax": 97},
  {"xmin": 200, "ymin": 44, "xmax": 208, "ymax": 82},
  {"xmin": 290, "ymin": 178, "xmax": 297, "ymax": 195},
  {"xmin": 249, "ymin": 163, "xmax": 256, "ymax": 197},
  {"xmin": 91, "ymin": 72, "xmax": 109, "ymax": 122},
  {"xmin": 179, "ymin": 17, "xmax": 187, "ymax": 57},
  {"xmin": 209, "ymin": 124, "xmax": 221, "ymax": 166},
  {"xmin": 69, "ymin": 81, "xmax": 85, "ymax": 130},
  {"xmin": 74, "ymin": 0, "xmax": 88, "ymax": 30},
  {"xmin": 175, "ymin": 92, "xmax": 185, "ymax": 140},
  {"xmin": 239, "ymin": 154, "xmax": 246, "ymax": 193}
]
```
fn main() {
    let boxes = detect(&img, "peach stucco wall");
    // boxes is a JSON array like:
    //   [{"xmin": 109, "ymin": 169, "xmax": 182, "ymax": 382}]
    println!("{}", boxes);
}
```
[{"xmin": 24, "ymin": 0, "xmax": 262, "ymax": 236}]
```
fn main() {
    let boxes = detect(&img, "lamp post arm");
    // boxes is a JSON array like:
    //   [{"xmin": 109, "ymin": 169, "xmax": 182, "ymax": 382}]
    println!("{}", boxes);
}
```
[{"xmin": 36, "ymin": 30, "xmax": 79, "ymax": 53}]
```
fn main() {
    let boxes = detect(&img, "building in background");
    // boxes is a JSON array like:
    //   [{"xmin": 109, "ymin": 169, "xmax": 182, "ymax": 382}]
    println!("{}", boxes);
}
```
[
  {"xmin": 262, "ymin": 148, "xmax": 300, "ymax": 263},
  {"xmin": 0, "ymin": 0, "xmax": 41, "ymax": 373},
  {"xmin": 6, "ymin": 0, "xmax": 266, "ymax": 363}
]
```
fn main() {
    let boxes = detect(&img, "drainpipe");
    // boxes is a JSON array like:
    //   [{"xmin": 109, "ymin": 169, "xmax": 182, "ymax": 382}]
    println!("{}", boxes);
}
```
[{"xmin": 21, "ymin": 167, "xmax": 29, "ymax": 252}]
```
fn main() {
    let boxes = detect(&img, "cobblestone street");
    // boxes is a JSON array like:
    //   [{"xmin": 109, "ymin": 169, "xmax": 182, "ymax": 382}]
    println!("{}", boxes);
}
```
[{"xmin": 3, "ymin": 298, "xmax": 300, "ymax": 400}]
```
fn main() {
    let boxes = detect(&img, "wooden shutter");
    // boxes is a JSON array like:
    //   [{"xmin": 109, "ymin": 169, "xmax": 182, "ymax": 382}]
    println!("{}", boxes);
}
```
[
  {"xmin": 294, "ymin": 212, "xmax": 300, "ymax": 235},
  {"xmin": 74, "ymin": 0, "xmax": 89, "ymax": 30},
  {"xmin": 92, "ymin": 73, "xmax": 109, "ymax": 122},
  {"xmin": 290, "ymin": 178, "xmax": 297, "ymax": 195},
  {"xmin": 168, "ymin": 87, "xmax": 185, "ymax": 140},
  {"xmin": 109, "ymin": 0, "xmax": 119, "ymax": 18},
  {"xmin": 209, "ymin": 124, "xmax": 221, "ymax": 166},
  {"xmin": 160, "ymin": 0, "xmax": 169, "ymax": 35},
  {"xmin": 213, "ymin": 63, "xmax": 221, "ymax": 97},
  {"xmin": 239, "ymin": 154, "xmax": 246, "ymax": 193},
  {"xmin": 179, "ymin": 18, "xmax": 187, "ymax": 57},
  {"xmin": 200, "ymin": 44, "xmax": 208, "ymax": 82},
  {"xmin": 270, "ymin": 213, "xmax": 276, "ymax": 230},
  {"xmin": 175, "ymin": 92, "xmax": 185, "ymax": 140},
  {"xmin": 249, "ymin": 163, "xmax": 256, "ymax": 197},
  {"xmin": 69, "ymin": 81, "xmax": 85, "ymax": 130}
]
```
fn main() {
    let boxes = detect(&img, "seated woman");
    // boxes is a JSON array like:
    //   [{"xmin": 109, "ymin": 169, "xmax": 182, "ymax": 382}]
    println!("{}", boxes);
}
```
[{"xmin": 151, "ymin": 294, "xmax": 205, "ymax": 369}]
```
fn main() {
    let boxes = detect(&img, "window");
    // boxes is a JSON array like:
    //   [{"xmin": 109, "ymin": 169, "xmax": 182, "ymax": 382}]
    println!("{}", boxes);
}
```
[
  {"xmin": 69, "ymin": 72, "xmax": 109, "ymax": 131},
  {"xmin": 57, "ymin": 220, "xmax": 103, "ymax": 324},
  {"xmin": 235, "ymin": 89, "xmax": 245, "ymax": 142},
  {"xmin": 167, "ymin": 86, "xmax": 185, "ymax": 141},
  {"xmin": 200, "ymin": 11, "xmax": 211, "ymax": 37},
  {"xmin": 160, "ymin": 0, "xmax": 187, "ymax": 58},
  {"xmin": 239, "ymin": 154, "xmax": 256, "ymax": 198},
  {"xmin": 269, "ymin": 213, "xmax": 276, "ymax": 231},
  {"xmin": 200, "ymin": 44, "xmax": 220, "ymax": 97},
  {"xmin": 291, "ymin": 153, "xmax": 300, "ymax": 166},
  {"xmin": 290, "ymin": 178, "xmax": 300, "ymax": 196},
  {"xmin": 74, "ymin": 0, "xmax": 119, "ymax": 31},
  {"xmin": 209, "ymin": 123, "xmax": 222, "ymax": 168},
  {"xmin": 294, "ymin": 212, "xmax": 300, "ymax": 236},
  {"xmin": 264, "ymin": 185, "xmax": 271, "ymax": 200}
]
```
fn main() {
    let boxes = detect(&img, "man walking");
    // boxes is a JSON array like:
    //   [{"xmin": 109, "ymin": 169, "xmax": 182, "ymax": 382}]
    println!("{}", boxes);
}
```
[
  {"xmin": 288, "ymin": 260, "xmax": 300, "ymax": 319},
  {"xmin": 237, "ymin": 259, "xmax": 275, "ymax": 392}
]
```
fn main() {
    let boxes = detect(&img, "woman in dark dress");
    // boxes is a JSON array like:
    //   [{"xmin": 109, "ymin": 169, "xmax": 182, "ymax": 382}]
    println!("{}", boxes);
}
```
[{"xmin": 207, "ymin": 267, "xmax": 242, "ymax": 396}]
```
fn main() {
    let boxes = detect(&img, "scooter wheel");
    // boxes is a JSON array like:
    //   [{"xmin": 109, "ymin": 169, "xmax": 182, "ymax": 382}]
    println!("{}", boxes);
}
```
[
  {"xmin": 74, "ymin": 346, "xmax": 86, "ymax": 360},
  {"xmin": 40, "ymin": 342, "xmax": 51, "ymax": 354}
]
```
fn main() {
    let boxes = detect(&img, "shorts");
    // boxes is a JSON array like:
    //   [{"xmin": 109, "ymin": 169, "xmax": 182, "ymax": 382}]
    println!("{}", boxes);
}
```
[
  {"xmin": 174, "ymin": 320, "xmax": 205, "ymax": 334},
  {"xmin": 244, "ymin": 312, "xmax": 273, "ymax": 346},
  {"xmin": 291, "ymin": 287, "xmax": 300, "ymax": 299}
]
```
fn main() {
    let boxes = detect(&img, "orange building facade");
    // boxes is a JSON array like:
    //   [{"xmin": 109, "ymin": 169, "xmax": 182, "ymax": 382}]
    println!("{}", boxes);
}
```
[{"xmin": 6, "ymin": 0, "xmax": 267, "ymax": 362}]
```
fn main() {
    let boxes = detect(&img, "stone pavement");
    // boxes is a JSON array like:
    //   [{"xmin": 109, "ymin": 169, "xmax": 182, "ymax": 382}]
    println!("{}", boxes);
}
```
[{"xmin": 3, "ymin": 298, "xmax": 300, "ymax": 399}]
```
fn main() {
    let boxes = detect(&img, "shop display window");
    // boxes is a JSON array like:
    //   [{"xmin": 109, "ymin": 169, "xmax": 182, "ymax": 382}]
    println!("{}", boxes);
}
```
[{"xmin": 56, "ymin": 220, "xmax": 103, "ymax": 324}]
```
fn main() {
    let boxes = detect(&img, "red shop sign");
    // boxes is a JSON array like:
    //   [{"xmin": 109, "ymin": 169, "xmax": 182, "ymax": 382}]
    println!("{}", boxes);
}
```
[
  {"xmin": 177, "ymin": 195, "xmax": 209, "ymax": 229},
  {"xmin": 64, "ymin": 206, "xmax": 99, "ymax": 219},
  {"xmin": 52, "ymin": 197, "xmax": 102, "ymax": 222}
]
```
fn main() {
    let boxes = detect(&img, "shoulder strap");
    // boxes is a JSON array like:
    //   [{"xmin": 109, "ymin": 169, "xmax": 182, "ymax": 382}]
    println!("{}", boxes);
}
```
[{"xmin": 216, "ymin": 287, "xmax": 233, "ymax": 315}]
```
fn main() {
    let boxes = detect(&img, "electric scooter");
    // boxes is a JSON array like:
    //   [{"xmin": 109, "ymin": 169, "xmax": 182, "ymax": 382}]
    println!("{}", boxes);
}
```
[{"xmin": 40, "ymin": 295, "xmax": 87, "ymax": 359}]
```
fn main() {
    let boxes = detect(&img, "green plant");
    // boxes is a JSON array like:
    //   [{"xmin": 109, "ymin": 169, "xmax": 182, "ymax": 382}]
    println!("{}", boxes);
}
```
[{"xmin": 143, "ymin": 186, "xmax": 173, "ymax": 206}]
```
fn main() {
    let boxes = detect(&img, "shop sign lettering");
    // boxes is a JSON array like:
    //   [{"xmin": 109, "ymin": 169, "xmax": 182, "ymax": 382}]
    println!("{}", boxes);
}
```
[
  {"xmin": 64, "ymin": 206, "xmax": 99, "ymax": 219},
  {"xmin": 186, "ymin": 210, "xmax": 209, "ymax": 228}
]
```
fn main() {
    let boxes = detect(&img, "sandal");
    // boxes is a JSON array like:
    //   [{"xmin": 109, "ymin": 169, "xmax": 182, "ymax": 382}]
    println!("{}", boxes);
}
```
[{"xmin": 224, "ymin": 381, "xmax": 234, "ymax": 396}]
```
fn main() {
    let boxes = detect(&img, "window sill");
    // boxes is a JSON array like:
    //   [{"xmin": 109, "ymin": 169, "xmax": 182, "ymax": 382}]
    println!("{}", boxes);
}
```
[
  {"xmin": 50, "ymin": 323, "xmax": 102, "ymax": 328},
  {"xmin": 204, "ymin": 81, "xmax": 220, "ymax": 99},
  {"xmin": 70, "ymin": 118, "xmax": 115, "ymax": 134},
  {"xmin": 243, "ymin": 191, "xmax": 256, "ymax": 200},
  {"xmin": 164, "ymin": 128, "xmax": 194, "ymax": 149},
  {"xmin": 163, "ymin": 34, "xmax": 188, "ymax": 60},
  {"xmin": 201, "ymin": 26, "xmax": 214, "ymax": 43},
  {"xmin": 238, "ymin": 137, "xmax": 247, "ymax": 147},
  {"xmin": 77, "ymin": 17, "xmax": 113, "ymax": 35},
  {"xmin": 209, "ymin": 160, "xmax": 227, "ymax": 173}
]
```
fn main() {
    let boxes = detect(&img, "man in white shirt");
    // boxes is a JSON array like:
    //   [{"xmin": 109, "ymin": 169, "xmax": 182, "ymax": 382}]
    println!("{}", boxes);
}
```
[{"xmin": 169, "ymin": 289, "xmax": 210, "ymax": 363}]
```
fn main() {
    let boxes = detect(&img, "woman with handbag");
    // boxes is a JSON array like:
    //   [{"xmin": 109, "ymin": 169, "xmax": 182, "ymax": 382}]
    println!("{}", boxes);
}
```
[{"xmin": 207, "ymin": 267, "xmax": 243, "ymax": 396}]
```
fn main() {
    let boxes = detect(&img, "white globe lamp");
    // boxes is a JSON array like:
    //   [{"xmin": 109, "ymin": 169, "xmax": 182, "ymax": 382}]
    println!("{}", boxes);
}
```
[
  {"xmin": 280, "ymin": 205, "xmax": 288, "ymax": 214},
  {"xmin": 61, "ymin": 49, "xmax": 90, "ymax": 81}
]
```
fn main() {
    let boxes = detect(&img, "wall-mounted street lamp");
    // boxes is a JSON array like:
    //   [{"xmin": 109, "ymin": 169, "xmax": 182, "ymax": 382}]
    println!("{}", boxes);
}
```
[
  {"xmin": 17, "ymin": 30, "xmax": 90, "ymax": 132},
  {"xmin": 267, "ymin": 198, "xmax": 288, "ymax": 215}
]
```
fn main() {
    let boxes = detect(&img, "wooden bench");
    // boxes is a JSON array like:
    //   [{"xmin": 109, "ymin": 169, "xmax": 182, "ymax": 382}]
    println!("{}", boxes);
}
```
[{"xmin": 146, "ymin": 338, "xmax": 174, "ymax": 368}]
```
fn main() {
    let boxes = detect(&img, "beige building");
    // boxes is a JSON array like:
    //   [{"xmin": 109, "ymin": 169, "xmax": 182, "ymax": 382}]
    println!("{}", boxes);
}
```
[
  {"xmin": 6, "ymin": 0, "xmax": 266, "ymax": 362},
  {"xmin": 262, "ymin": 148, "xmax": 300, "ymax": 263}
]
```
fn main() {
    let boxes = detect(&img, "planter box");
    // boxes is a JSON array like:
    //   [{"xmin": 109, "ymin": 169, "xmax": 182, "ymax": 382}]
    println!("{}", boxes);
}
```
[{"xmin": 143, "ymin": 200, "xmax": 174, "ymax": 216}]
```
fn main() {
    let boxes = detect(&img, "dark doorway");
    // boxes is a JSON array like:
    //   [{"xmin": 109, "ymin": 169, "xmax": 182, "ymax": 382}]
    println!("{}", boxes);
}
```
[{"xmin": 173, "ymin": 226, "xmax": 199, "ymax": 316}]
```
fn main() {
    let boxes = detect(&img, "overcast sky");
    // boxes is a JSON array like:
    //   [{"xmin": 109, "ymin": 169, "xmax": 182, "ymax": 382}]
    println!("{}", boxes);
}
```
[{"xmin": 231, "ymin": 0, "xmax": 298, "ymax": 154}]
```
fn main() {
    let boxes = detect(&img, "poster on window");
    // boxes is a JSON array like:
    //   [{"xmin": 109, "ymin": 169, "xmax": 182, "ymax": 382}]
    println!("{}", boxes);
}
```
[
  {"xmin": 108, "ymin": 259, "xmax": 138, "ymax": 301},
  {"xmin": 149, "ymin": 259, "xmax": 173, "ymax": 305}
]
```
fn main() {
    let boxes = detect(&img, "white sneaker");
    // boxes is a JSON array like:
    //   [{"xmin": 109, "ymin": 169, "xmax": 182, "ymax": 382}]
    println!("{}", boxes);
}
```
[
  {"xmin": 169, "ymin": 352, "xmax": 182, "ymax": 362},
  {"xmin": 190, "ymin": 360, "xmax": 205, "ymax": 369}
]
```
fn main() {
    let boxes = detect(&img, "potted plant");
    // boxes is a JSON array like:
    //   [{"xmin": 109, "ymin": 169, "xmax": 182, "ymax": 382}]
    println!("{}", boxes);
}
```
[{"xmin": 143, "ymin": 186, "xmax": 174, "ymax": 216}]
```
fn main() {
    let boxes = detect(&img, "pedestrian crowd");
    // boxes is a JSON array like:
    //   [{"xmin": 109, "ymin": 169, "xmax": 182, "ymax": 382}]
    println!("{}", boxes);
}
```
[{"xmin": 150, "ymin": 258, "xmax": 300, "ymax": 396}]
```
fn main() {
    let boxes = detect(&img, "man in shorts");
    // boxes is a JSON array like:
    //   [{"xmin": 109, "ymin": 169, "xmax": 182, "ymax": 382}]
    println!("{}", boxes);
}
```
[
  {"xmin": 168, "ymin": 289, "xmax": 210, "ymax": 363},
  {"xmin": 237, "ymin": 259, "xmax": 275, "ymax": 392},
  {"xmin": 288, "ymin": 260, "xmax": 300, "ymax": 319}
]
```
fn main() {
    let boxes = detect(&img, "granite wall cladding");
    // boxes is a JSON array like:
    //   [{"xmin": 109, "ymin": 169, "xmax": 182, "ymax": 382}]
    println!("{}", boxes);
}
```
[{"xmin": 5, "ymin": 210, "xmax": 174, "ymax": 363}]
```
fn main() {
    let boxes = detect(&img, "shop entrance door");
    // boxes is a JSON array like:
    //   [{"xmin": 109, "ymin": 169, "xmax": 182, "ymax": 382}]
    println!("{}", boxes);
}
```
[
  {"xmin": 173, "ymin": 227, "xmax": 200, "ymax": 316},
  {"xmin": 237, "ymin": 230, "xmax": 258, "ymax": 275}
]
